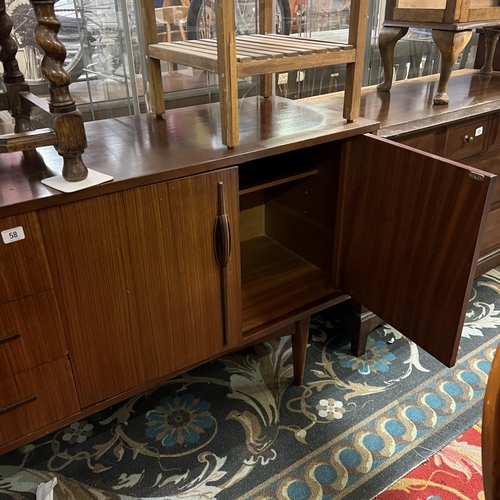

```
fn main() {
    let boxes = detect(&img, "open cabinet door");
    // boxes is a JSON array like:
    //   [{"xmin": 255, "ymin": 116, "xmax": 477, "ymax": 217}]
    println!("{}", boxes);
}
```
[{"xmin": 337, "ymin": 134, "xmax": 495, "ymax": 367}]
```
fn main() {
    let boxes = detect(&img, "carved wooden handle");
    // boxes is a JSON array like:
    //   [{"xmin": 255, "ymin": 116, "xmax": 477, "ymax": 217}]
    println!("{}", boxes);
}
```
[{"xmin": 214, "ymin": 182, "xmax": 231, "ymax": 346}]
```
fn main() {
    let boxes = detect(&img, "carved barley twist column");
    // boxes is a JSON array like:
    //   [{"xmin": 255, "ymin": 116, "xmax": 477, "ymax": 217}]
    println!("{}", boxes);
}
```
[
  {"xmin": 31, "ymin": 0, "xmax": 88, "ymax": 181},
  {"xmin": 0, "ymin": 0, "xmax": 34, "ymax": 132}
]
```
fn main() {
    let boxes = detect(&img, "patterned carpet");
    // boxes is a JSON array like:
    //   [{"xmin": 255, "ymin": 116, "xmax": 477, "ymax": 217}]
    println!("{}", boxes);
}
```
[
  {"xmin": 1, "ymin": 269, "xmax": 500, "ymax": 499},
  {"xmin": 376, "ymin": 423, "xmax": 484, "ymax": 499}
]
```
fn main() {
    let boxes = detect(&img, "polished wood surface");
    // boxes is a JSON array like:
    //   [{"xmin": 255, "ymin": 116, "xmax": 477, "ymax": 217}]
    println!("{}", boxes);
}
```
[
  {"xmin": 0, "ymin": 97, "xmax": 378, "ymax": 219},
  {"xmin": 39, "ymin": 169, "xmax": 240, "ymax": 407},
  {"xmin": 241, "ymin": 236, "xmax": 334, "ymax": 332},
  {"xmin": 304, "ymin": 70, "xmax": 500, "ymax": 138},
  {"xmin": 482, "ymin": 344, "xmax": 500, "ymax": 500},
  {"xmin": 0, "ymin": 212, "xmax": 52, "ymax": 304},
  {"xmin": 0, "ymin": 290, "xmax": 67, "ymax": 379},
  {"xmin": 0, "ymin": 357, "xmax": 79, "ymax": 446},
  {"xmin": 338, "ymin": 134, "xmax": 495, "ymax": 366}
]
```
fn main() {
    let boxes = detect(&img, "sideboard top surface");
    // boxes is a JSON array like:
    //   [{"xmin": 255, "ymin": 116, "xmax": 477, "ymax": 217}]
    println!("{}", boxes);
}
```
[
  {"xmin": 304, "ymin": 69, "xmax": 500, "ymax": 138},
  {"xmin": 0, "ymin": 96, "xmax": 378, "ymax": 218}
]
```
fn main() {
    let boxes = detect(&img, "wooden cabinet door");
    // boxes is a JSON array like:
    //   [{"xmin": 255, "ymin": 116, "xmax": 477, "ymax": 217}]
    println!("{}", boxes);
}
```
[
  {"xmin": 39, "ymin": 168, "xmax": 240, "ymax": 407},
  {"xmin": 337, "ymin": 134, "xmax": 495, "ymax": 367}
]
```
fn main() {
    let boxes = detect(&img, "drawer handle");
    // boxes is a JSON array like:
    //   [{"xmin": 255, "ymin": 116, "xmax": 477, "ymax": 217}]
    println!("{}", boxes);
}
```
[
  {"xmin": 0, "ymin": 332, "xmax": 21, "ymax": 345},
  {"xmin": 0, "ymin": 395, "xmax": 37, "ymax": 415},
  {"xmin": 464, "ymin": 135, "xmax": 474, "ymax": 143}
]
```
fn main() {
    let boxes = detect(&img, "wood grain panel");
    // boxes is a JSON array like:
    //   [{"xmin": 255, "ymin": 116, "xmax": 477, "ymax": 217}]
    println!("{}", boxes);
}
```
[
  {"xmin": 39, "ymin": 193, "xmax": 142, "ymax": 406},
  {"xmin": 39, "ymin": 169, "xmax": 240, "ymax": 407},
  {"xmin": 0, "ymin": 357, "xmax": 79, "ymax": 447},
  {"xmin": 122, "ymin": 168, "xmax": 241, "ymax": 368},
  {"xmin": 241, "ymin": 236, "xmax": 334, "ymax": 332},
  {"xmin": 0, "ymin": 212, "xmax": 52, "ymax": 304},
  {"xmin": 0, "ymin": 290, "xmax": 67, "ymax": 379},
  {"xmin": 338, "ymin": 134, "xmax": 495, "ymax": 367},
  {"xmin": 480, "ymin": 205, "xmax": 500, "ymax": 253}
]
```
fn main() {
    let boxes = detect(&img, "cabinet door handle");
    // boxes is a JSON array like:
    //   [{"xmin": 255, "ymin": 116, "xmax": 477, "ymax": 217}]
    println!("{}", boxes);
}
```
[
  {"xmin": 214, "ymin": 183, "xmax": 232, "ymax": 268},
  {"xmin": 464, "ymin": 135, "xmax": 474, "ymax": 143},
  {"xmin": 0, "ymin": 395, "xmax": 37, "ymax": 415},
  {"xmin": 214, "ymin": 182, "xmax": 232, "ymax": 346},
  {"xmin": 0, "ymin": 332, "xmax": 21, "ymax": 345}
]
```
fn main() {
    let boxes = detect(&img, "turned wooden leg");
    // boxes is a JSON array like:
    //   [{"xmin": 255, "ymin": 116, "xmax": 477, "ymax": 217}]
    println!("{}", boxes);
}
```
[
  {"xmin": 292, "ymin": 316, "xmax": 310, "ymax": 386},
  {"xmin": 480, "ymin": 27, "xmax": 500, "ymax": 75},
  {"xmin": 377, "ymin": 26, "xmax": 409, "ymax": 93},
  {"xmin": 432, "ymin": 29, "xmax": 472, "ymax": 105}
]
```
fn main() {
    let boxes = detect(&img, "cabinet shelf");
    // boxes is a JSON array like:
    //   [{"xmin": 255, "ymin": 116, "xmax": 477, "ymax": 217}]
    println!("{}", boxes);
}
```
[
  {"xmin": 148, "ymin": 34, "xmax": 355, "ymax": 77},
  {"xmin": 241, "ymin": 235, "xmax": 335, "ymax": 333}
]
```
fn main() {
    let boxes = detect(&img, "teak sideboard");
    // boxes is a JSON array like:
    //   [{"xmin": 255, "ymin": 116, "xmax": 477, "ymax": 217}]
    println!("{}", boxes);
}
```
[{"xmin": 0, "ymin": 95, "xmax": 495, "ymax": 454}]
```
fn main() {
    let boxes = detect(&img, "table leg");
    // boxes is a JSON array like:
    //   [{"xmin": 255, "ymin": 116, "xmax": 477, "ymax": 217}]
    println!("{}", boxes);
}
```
[
  {"xmin": 432, "ymin": 29, "xmax": 472, "ymax": 105},
  {"xmin": 480, "ymin": 27, "xmax": 500, "ymax": 75},
  {"xmin": 377, "ymin": 25, "xmax": 408, "ymax": 93},
  {"xmin": 292, "ymin": 316, "xmax": 310, "ymax": 386}
]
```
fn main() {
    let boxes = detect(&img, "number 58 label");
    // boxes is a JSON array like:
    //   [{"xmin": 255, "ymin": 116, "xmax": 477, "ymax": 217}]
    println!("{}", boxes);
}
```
[{"xmin": 2, "ymin": 226, "xmax": 25, "ymax": 244}]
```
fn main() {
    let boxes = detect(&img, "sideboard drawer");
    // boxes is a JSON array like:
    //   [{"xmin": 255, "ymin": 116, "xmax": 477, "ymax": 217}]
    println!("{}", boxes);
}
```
[
  {"xmin": 0, "ymin": 290, "xmax": 68, "ymax": 380},
  {"xmin": 444, "ymin": 117, "xmax": 489, "ymax": 161},
  {"xmin": 0, "ymin": 213, "xmax": 52, "ymax": 305},
  {"xmin": 0, "ymin": 357, "xmax": 80, "ymax": 447}
]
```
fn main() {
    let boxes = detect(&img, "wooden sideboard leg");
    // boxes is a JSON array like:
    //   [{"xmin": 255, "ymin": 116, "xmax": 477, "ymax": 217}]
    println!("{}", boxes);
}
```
[
  {"xmin": 432, "ymin": 29, "xmax": 472, "ymax": 105},
  {"xmin": 329, "ymin": 300, "xmax": 382, "ymax": 357},
  {"xmin": 480, "ymin": 27, "xmax": 500, "ymax": 75},
  {"xmin": 292, "ymin": 316, "xmax": 310, "ymax": 386},
  {"xmin": 376, "ymin": 26, "xmax": 409, "ymax": 93}
]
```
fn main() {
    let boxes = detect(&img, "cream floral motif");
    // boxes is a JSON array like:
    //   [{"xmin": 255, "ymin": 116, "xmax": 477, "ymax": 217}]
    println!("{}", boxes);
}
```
[
  {"xmin": 316, "ymin": 398, "xmax": 345, "ymax": 420},
  {"xmin": 62, "ymin": 421, "xmax": 94, "ymax": 445}
]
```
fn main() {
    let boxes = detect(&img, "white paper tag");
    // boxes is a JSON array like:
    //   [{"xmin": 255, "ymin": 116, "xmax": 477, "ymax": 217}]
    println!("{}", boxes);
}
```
[
  {"xmin": 475, "ymin": 126, "xmax": 483, "ymax": 137},
  {"xmin": 1, "ymin": 226, "xmax": 25, "ymax": 244},
  {"xmin": 36, "ymin": 477, "xmax": 57, "ymax": 500}
]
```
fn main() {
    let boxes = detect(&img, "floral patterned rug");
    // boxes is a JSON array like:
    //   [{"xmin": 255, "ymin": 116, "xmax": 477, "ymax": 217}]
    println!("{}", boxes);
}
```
[
  {"xmin": 1, "ymin": 269, "xmax": 500, "ymax": 500},
  {"xmin": 375, "ymin": 423, "xmax": 484, "ymax": 500}
]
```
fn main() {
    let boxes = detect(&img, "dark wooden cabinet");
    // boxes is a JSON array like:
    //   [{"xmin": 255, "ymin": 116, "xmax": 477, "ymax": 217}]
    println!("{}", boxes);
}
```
[{"xmin": 0, "ymin": 94, "xmax": 495, "ymax": 453}]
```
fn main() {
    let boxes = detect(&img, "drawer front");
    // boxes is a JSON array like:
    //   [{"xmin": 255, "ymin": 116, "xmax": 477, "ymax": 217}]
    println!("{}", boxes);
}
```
[
  {"xmin": 0, "ymin": 357, "xmax": 80, "ymax": 447},
  {"xmin": 480, "ymin": 206, "xmax": 500, "ymax": 255},
  {"xmin": 444, "ymin": 117, "xmax": 489, "ymax": 161},
  {"xmin": 396, "ymin": 129, "xmax": 437, "ymax": 154},
  {"xmin": 0, "ymin": 212, "xmax": 52, "ymax": 304},
  {"xmin": 461, "ymin": 150, "xmax": 500, "ymax": 206},
  {"xmin": 0, "ymin": 290, "xmax": 67, "ymax": 379}
]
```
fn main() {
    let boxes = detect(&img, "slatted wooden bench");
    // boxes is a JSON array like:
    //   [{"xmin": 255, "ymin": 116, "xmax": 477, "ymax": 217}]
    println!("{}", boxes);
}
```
[{"xmin": 140, "ymin": 0, "xmax": 369, "ymax": 148}]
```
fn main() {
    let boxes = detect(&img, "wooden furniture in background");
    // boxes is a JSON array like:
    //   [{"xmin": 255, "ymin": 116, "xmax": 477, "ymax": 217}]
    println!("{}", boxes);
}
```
[
  {"xmin": 0, "ymin": 0, "xmax": 88, "ymax": 181},
  {"xmin": 483, "ymin": 343, "xmax": 500, "ymax": 500},
  {"xmin": 377, "ymin": 0, "xmax": 500, "ymax": 105},
  {"xmin": 0, "ymin": 94, "xmax": 494, "ymax": 454},
  {"xmin": 139, "ymin": 0, "xmax": 370, "ymax": 148}
]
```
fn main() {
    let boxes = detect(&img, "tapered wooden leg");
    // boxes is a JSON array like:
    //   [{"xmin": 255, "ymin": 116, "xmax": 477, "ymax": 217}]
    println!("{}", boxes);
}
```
[
  {"xmin": 292, "ymin": 316, "xmax": 310, "ymax": 386},
  {"xmin": 480, "ymin": 27, "xmax": 500, "ymax": 75},
  {"xmin": 377, "ymin": 26, "xmax": 408, "ymax": 93},
  {"xmin": 432, "ymin": 29, "xmax": 472, "ymax": 105}
]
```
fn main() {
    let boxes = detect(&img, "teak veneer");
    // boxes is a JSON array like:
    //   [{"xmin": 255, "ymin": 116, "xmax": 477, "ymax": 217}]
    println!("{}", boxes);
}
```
[{"xmin": 0, "ymin": 95, "xmax": 495, "ymax": 455}]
